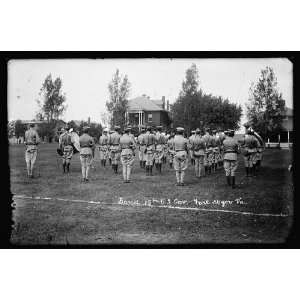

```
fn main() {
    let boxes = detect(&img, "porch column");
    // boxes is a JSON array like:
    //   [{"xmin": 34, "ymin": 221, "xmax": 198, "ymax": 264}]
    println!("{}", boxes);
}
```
[{"xmin": 288, "ymin": 131, "xmax": 290, "ymax": 147}]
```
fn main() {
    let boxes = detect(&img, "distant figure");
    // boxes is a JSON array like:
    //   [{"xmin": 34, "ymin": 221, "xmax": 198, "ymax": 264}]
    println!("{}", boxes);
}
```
[
  {"xmin": 137, "ymin": 126, "xmax": 146, "ymax": 168},
  {"xmin": 154, "ymin": 126, "xmax": 165, "ymax": 173},
  {"xmin": 99, "ymin": 128, "xmax": 109, "ymax": 167},
  {"xmin": 79, "ymin": 126, "xmax": 95, "ymax": 182},
  {"xmin": 108, "ymin": 126, "xmax": 121, "ymax": 174},
  {"xmin": 203, "ymin": 128, "xmax": 214, "ymax": 175},
  {"xmin": 24, "ymin": 123, "xmax": 40, "ymax": 178},
  {"xmin": 172, "ymin": 127, "xmax": 189, "ymax": 186},
  {"xmin": 167, "ymin": 132, "xmax": 175, "ymax": 169},
  {"xmin": 58, "ymin": 125, "xmax": 73, "ymax": 173},
  {"xmin": 190, "ymin": 128, "xmax": 206, "ymax": 178},
  {"xmin": 142, "ymin": 126, "xmax": 156, "ymax": 176},
  {"xmin": 223, "ymin": 129, "xmax": 239, "ymax": 189},
  {"xmin": 188, "ymin": 130, "xmax": 196, "ymax": 166},
  {"xmin": 120, "ymin": 127, "xmax": 136, "ymax": 183},
  {"xmin": 241, "ymin": 123, "xmax": 259, "ymax": 177}
]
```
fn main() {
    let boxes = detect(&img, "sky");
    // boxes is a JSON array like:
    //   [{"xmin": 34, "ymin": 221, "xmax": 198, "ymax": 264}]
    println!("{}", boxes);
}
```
[{"xmin": 7, "ymin": 58, "xmax": 293, "ymax": 132}]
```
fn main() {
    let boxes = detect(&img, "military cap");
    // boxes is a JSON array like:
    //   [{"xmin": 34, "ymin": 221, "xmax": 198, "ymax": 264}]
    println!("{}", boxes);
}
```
[
  {"xmin": 176, "ymin": 127, "xmax": 184, "ymax": 132},
  {"xmin": 124, "ymin": 127, "xmax": 131, "ymax": 132},
  {"xmin": 103, "ymin": 128, "xmax": 109, "ymax": 132},
  {"xmin": 212, "ymin": 129, "xmax": 217, "ymax": 134},
  {"xmin": 195, "ymin": 128, "xmax": 200, "ymax": 133},
  {"xmin": 114, "ymin": 125, "xmax": 121, "ymax": 130},
  {"xmin": 156, "ymin": 125, "xmax": 163, "ymax": 130},
  {"xmin": 191, "ymin": 130, "xmax": 196, "ymax": 134},
  {"xmin": 146, "ymin": 125, "xmax": 152, "ymax": 130}
]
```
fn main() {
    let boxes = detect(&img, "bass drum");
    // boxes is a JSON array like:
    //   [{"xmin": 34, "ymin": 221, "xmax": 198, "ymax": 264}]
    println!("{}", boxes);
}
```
[{"xmin": 70, "ymin": 132, "xmax": 80, "ymax": 154}]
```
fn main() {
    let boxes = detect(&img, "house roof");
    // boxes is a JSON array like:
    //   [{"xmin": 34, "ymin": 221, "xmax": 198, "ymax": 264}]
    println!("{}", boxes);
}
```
[{"xmin": 128, "ymin": 96, "xmax": 165, "ymax": 112}]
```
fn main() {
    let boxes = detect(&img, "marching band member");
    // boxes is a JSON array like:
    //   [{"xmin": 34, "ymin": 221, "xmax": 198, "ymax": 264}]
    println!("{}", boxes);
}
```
[
  {"xmin": 24, "ymin": 123, "xmax": 40, "ymax": 178},
  {"xmin": 154, "ymin": 126, "xmax": 165, "ymax": 174},
  {"xmin": 240, "ymin": 123, "xmax": 259, "ymax": 177},
  {"xmin": 167, "ymin": 132, "xmax": 175, "ymax": 169},
  {"xmin": 188, "ymin": 130, "xmax": 196, "ymax": 166},
  {"xmin": 137, "ymin": 126, "xmax": 146, "ymax": 168},
  {"xmin": 142, "ymin": 126, "xmax": 156, "ymax": 176},
  {"xmin": 120, "ymin": 127, "xmax": 136, "ymax": 183},
  {"xmin": 108, "ymin": 126, "xmax": 122, "ymax": 174},
  {"xmin": 99, "ymin": 128, "xmax": 109, "ymax": 167},
  {"xmin": 191, "ymin": 128, "xmax": 206, "ymax": 178},
  {"xmin": 79, "ymin": 126, "xmax": 95, "ymax": 182},
  {"xmin": 223, "ymin": 129, "xmax": 240, "ymax": 189},
  {"xmin": 172, "ymin": 127, "xmax": 189, "ymax": 186},
  {"xmin": 58, "ymin": 125, "xmax": 74, "ymax": 173}
]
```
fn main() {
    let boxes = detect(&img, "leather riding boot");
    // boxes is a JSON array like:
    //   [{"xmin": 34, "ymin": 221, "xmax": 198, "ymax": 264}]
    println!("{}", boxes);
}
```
[
  {"xmin": 231, "ymin": 176, "xmax": 236, "ymax": 189},
  {"xmin": 63, "ymin": 162, "xmax": 66, "ymax": 173},
  {"xmin": 226, "ymin": 176, "xmax": 231, "ymax": 186}
]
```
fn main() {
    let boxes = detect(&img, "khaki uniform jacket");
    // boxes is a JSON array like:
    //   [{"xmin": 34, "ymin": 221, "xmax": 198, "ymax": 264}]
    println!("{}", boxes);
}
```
[
  {"xmin": 173, "ymin": 135, "xmax": 188, "ymax": 152},
  {"xmin": 223, "ymin": 137, "xmax": 239, "ymax": 160},
  {"xmin": 109, "ymin": 132, "xmax": 121, "ymax": 145},
  {"xmin": 79, "ymin": 133, "xmax": 95, "ymax": 155},
  {"xmin": 142, "ymin": 132, "xmax": 156, "ymax": 146}
]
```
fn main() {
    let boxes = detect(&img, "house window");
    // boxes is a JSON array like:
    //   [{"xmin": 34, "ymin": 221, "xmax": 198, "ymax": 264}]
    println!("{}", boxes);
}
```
[{"xmin": 148, "ymin": 113, "xmax": 153, "ymax": 122}]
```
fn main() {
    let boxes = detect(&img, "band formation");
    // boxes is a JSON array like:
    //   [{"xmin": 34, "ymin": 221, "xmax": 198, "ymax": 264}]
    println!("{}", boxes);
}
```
[{"xmin": 24, "ymin": 123, "xmax": 264, "ymax": 188}]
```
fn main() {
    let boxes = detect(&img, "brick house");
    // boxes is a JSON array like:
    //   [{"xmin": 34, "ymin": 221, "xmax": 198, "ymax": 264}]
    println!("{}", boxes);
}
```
[{"xmin": 126, "ymin": 95, "xmax": 171, "ymax": 132}]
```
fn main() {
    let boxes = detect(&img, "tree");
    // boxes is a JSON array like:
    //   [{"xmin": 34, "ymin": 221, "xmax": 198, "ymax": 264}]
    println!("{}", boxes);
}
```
[
  {"xmin": 171, "ymin": 64, "xmax": 242, "ymax": 134},
  {"xmin": 246, "ymin": 67, "xmax": 286, "ymax": 139},
  {"xmin": 7, "ymin": 121, "xmax": 16, "ymax": 138},
  {"xmin": 78, "ymin": 121, "xmax": 103, "ymax": 140},
  {"xmin": 37, "ymin": 74, "xmax": 67, "ymax": 122},
  {"xmin": 14, "ymin": 120, "xmax": 26, "ymax": 138},
  {"xmin": 106, "ymin": 69, "xmax": 131, "ymax": 130}
]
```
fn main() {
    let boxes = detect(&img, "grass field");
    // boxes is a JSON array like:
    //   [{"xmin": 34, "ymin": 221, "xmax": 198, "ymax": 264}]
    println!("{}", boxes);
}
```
[{"xmin": 9, "ymin": 143, "xmax": 293, "ymax": 245}]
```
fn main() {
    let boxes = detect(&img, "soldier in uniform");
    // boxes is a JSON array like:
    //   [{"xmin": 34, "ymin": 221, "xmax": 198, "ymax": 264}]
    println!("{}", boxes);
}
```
[
  {"xmin": 253, "ymin": 130, "xmax": 264, "ymax": 173},
  {"xmin": 137, "ymin": 126, "xmax": 146, "ymax": 168},
  {"xmin": 154, "ymin": 126, "xmax": 165, "ymax": 173},
  {"xmin": 188, "ymin": 130, "xmax": 196, "ymax": 165},
  {"xmin": 142, "ymin": 126, "xmax": 156, "ymax": 176},
  {"xmin": 211, "ymin": 129, "xmax": 220, "ymax": 172},
  {"xmin": 203, "ymin": 128, "xmax": 214, "ymax": 175},
  {"xmin": 240, "ymin": 124, "xmax": 259, "ymax": 177},
  {"xmin": 161, "ymin": 130, "xmax": 168, "ymax": 164},
  {"xmin": 190, "ymin": 128, "xmax": 206, "ymax": 178},
  {"xmin": 223, "ymin": 129, "xmax": 240, "ymax": 189},
  {"xmin": 120, "ymin": 127, "xmax": 136, "ymax": 183},
  {"xmin": 172, "ymin": 127, "xmax": 189, "ymax": 186},
  {"xmin": 108, "ymin": 126, "xmax": 122, "ymax": 174},
  {"xmin": 24, "ymin": 123, "xmax": 40, "ymax": 178},
  {"xmin": 167, "ymin": 132, "xmax": 175, "ymax": 168},
  {"xmin": 79, "ymin": 126, "xmax": 95, "ymax": 182},
  {"xmin": 108, "ymin": 130, "xmax": 114, "ymax": 165},
  {"xmin": 58, "ymin": 125, "xmax": 74, "ymax": 173},
  {"xmin": 99, "ymin": 128, "xmax": 109, "ymax": 167},
  {"xmin": 217, "ymin": 130, "xmax": 226, "ymax": 168}
]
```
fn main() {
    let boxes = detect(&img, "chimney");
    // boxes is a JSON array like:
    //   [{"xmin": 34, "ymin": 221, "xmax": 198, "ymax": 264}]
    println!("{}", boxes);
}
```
[
  {"xmin": 162, "ymin": 96, "xmax": 165, "ymax": 110},
  {"xmin": 88, "ymin": 117, "xmax": 90, "ymax": 125},
  {"xmin": 167, "ymin": 100, "xmax": 170, "ymax": 111}
]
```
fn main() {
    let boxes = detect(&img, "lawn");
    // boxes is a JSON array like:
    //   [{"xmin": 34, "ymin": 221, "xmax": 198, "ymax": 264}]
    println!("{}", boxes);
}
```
[{"xmin": 9, "ymin": 143, "xmax": 293, "ymax": 245}]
